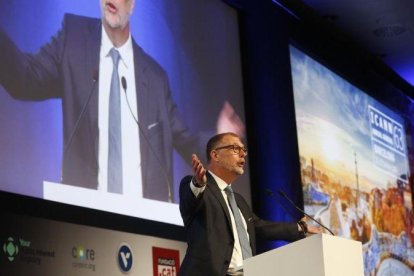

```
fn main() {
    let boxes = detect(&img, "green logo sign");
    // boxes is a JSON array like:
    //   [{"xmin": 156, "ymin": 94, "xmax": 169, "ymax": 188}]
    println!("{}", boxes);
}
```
[{"xmin": 3, "ymin": 237, "xmax": 19, "ymax": 261}]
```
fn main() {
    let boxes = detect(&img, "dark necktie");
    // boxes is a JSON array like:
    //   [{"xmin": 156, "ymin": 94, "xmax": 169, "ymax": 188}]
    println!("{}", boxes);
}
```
[
  {"xmin": 225, "ymin": 185, "xmax": 253, "ymax": 259},
  {"xmin": 108, "ymin": 48, "xmax": 123, "ymax": 194}
]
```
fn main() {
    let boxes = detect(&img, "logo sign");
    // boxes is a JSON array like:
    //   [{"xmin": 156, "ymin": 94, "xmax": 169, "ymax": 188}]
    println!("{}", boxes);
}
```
[
  {"xmin": 368, "ymin": 105, "xmax": 408, "ymax": 182},
  {"xmin": 117, "ymin": 243, "xmax": 133, "ymax": 274},
  {"xmin": 3, "ymin": 237, "xmax": 19, "ymax": 261},
  {"xmin": 72, "ymin": 246, "xmax": 95, "ymax": 261},
  {"xmin": 72, "ymin": 246, "xmax": 96, "ymax": 271},
  {"xmin": 2, "ymin": 236, "xmax": 52, "ymax": 266},
  {"xmin": 152, "ymin": 247, "xmax": 180, "ymax": 276}
]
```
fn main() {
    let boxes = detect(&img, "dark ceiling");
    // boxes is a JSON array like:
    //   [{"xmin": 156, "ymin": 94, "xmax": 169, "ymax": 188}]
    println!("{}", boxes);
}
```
[{"xmin": 276, "ymin": 0, "xmax": 414, "ymax": 87}]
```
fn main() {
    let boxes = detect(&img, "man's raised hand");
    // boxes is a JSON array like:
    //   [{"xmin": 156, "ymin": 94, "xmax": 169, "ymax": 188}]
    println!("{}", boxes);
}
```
[{"xmin": 192, "ymin": 154, "xmax": 207, "ymax": 185}]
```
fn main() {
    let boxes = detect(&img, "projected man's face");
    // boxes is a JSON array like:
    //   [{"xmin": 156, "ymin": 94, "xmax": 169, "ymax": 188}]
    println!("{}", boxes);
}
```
[{"xmin": 100, "ymin": 0, "xmax": 135, "ymax": 29}]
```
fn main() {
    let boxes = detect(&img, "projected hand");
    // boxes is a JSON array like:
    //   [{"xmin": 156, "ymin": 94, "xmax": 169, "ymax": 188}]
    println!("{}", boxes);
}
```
[
  {"xmin": 217, "ymin": 101, "xmax": 245, "ymax": 139},
  {"xmin": 192, "ymin": 154, "xmax": 207, "ymax": 185}
]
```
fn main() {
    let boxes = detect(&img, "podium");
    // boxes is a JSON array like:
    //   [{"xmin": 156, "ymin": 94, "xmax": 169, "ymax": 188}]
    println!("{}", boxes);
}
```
[{"xmin": 244, "ymin": 233, "xmax": 364, "ymax": 276}]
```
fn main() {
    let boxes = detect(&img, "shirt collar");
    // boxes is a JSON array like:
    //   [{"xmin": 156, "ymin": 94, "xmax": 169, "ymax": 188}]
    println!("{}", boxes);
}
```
[
  {"xmin": 101, "ymin": 25, "xmax": 133, "ymax": 68},
  {"xmin": 209, "ymin": 171, "xmax": 232, "ymax": 191}
]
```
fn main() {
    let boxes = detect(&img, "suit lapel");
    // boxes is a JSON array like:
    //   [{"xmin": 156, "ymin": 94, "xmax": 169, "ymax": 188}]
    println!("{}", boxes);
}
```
[
  {"xmin": 132, "ymin": 40, "xmax": 150, "ymax": 185},
  {"xmin": 83, "ymin": 19, "xmax": 101, "ymax": 177},
  {"xmin": 206, "ymin": 172, "xmax": 234, "ymax": 234},
  {"xmin": 85, "ymin": 18, "xmax": 101, "ymax": 140}
]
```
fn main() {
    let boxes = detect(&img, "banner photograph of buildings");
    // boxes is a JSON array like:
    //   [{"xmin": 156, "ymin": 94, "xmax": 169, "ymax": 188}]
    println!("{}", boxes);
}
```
[{"xmin": 290, "ymin": 45, "xmax": 414, "ymax": 276}]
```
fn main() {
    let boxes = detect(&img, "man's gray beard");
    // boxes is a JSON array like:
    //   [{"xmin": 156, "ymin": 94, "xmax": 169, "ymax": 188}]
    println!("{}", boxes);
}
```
[
  {"xmin": 234, "ymin": 167, "xmax": 244, "ymax": 175},
  {"xmin": 223, "ymin": 162, "xmax": 244, "ymax": 175},
  {"xmin": 101, "ymin": 8, "xmax": 130, "ymax": 29}
]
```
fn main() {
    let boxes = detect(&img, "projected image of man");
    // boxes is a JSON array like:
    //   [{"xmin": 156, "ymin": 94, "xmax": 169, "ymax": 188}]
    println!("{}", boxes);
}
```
[{"xmin": 0, "ymin": 0, "xmax": 243, "ymax": 202}]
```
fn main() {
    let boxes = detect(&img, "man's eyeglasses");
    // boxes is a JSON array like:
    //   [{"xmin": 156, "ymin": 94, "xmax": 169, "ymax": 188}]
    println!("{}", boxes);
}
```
[{"xmin": 214, "ymin": 145, "xmax": 248, "ymax": 155}]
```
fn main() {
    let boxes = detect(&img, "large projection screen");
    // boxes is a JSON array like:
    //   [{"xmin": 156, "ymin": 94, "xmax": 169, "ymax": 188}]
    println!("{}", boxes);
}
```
[
  {"xmin": 0, "ymin": 0, "xmax": 251, "ymax": 226},
  {"xmin": 290, "ymin": 45, "xmax": 414, "ymax": 275}
]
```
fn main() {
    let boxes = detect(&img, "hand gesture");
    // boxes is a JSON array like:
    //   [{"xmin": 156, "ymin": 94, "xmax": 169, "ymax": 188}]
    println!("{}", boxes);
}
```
[{"xmin": 192, "ymin": 154, "xmax": 207, "ymax": 185}]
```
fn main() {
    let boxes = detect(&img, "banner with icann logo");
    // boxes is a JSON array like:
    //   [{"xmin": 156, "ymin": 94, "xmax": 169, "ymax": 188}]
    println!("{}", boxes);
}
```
[{"xmin": 290, "ymin": 44, "xmax": 414, "ymax": 276}]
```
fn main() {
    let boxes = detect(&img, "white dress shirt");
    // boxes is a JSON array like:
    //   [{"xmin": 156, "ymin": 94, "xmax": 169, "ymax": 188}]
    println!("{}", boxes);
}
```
[
  {"xmin": 97, "ymin": 26, "xmax": 142, "ymax": 198},
  {"xmin": 191, "ymin": 171, "xmax": 249, "ymax": 275}
]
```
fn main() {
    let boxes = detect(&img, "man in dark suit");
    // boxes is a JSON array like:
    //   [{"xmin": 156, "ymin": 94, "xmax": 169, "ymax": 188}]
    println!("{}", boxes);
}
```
[
  {"xmin": 0, "ymin": 0, "xmax": 215, "ymax": 202},
  {"xmin": 179, "ymin": 133, "xmax": 321, "ymax": 276}
]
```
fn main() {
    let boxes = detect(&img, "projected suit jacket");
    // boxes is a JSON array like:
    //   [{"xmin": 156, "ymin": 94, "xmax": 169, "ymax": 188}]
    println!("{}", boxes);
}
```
[
  {"xmin": 178, "ymin": 172, "xmax": 301, "ymax": 276},
  {"xmin": 0, "ymin": 13, "xmax": 203, "ymax": 202}
]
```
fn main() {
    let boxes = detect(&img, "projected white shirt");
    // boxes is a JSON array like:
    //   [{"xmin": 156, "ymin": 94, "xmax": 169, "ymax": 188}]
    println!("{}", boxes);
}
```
[{"xmin": 97, "ymin": 26, "xmax": 142, "ymax": 198}]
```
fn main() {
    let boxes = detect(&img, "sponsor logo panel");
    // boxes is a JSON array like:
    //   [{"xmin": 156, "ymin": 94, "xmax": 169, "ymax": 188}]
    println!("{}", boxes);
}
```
[
  {"xmin": 71, "ymin": 245, "xmax": 96, "ymax": 272},
  {"xmin": 2, "ymin": 236, "xmax": 55, "ymax": 266},
  {"xmin": 152, "ymin": 247, "xmax": 180, "ymax": 276},
  {"xmin": 118, "ymin": 243, "xmax": 134, "ymax": 274}
]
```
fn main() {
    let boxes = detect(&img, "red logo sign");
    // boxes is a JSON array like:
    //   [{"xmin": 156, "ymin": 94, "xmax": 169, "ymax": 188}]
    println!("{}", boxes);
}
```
[{"xmin": 152, "ymin": 247, "xmax": 180, "ymax": 276}]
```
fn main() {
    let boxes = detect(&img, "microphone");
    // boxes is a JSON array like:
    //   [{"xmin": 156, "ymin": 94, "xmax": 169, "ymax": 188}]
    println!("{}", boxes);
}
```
[
  {"xmin": 61, "ymin": 70, "xmax": 99, "ymax": 183},
  {"xmin": 265, "ymin": 189, "xmax": 306, "ymax": 234},
  {"xmin": 121, "ymin": 76, "xmax": 127, "ymax": 92},
  {"xmin": 121, "ymin": 76, "xmax": 173, "ymax": 203},
  {"xmin": 278, "ymin": 190, "xmax": 335, "ymax": 236}
]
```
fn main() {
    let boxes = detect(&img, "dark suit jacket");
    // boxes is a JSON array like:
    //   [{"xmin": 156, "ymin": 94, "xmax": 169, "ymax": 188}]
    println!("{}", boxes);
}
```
[
  {"xmin": 179, "ymin": 172, "xmax": 301, "ymax": 276},
  {"xmin": 0, "ymin": 14, "xmax": 203, "ymax": 202}
]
